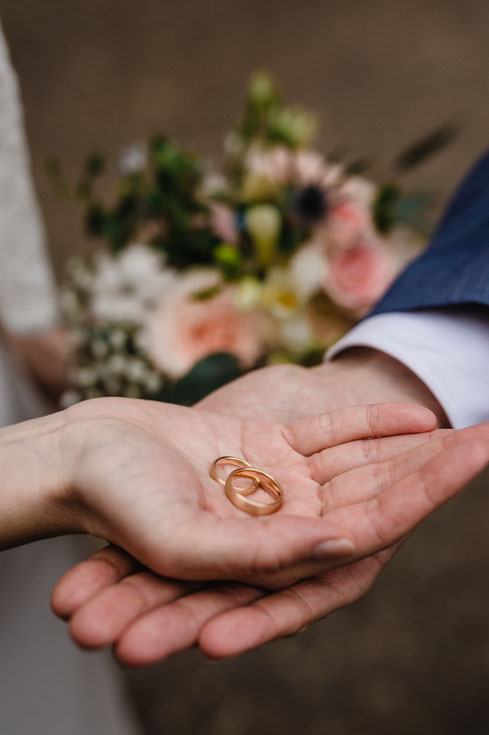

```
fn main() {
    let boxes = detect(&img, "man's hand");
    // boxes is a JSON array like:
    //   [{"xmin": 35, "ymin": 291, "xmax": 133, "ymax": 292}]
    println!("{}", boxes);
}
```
[
  {"xmin": 198, "ymin": 348, "xmax": 448, "ymax": 426},
  {"xmin": 51, "ymin": 421, "xmax": 489, "ymax": 666}
]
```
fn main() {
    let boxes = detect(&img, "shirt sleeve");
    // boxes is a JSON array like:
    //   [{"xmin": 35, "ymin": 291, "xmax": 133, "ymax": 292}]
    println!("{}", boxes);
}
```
[{"xmin": 326, "ymin": 308, "xmax": 489, "ymax": 429}]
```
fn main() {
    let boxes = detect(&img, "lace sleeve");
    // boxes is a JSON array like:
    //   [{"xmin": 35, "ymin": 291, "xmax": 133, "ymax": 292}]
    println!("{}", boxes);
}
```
[{"xmin": 0, "ymin": 23, "xmax": 58, "ymax": 334}]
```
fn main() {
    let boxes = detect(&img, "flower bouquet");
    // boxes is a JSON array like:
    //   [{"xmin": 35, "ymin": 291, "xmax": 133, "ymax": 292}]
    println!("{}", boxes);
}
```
[{"xmin": 56, "ymin": 72, "xmax": 451, "ymax": 406}]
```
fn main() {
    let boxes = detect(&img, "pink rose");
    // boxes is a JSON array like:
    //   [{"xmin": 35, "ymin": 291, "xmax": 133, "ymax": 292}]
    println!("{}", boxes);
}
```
[
  {"xmin": 328, "ymin": 201, "xmax": 373, "ymax": 250},
  {"xmin": 144, "ymin": 270, "xmax": 264, "ymax": 378},
  {"xmin": 324, "ymin": 239, "xmax": 396, "ymax": 317}
]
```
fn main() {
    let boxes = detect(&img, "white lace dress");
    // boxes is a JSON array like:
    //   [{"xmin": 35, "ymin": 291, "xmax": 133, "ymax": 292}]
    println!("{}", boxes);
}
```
[{"xmin": 0, "ymin": 22, "xmax": 141, "ymax": 735}]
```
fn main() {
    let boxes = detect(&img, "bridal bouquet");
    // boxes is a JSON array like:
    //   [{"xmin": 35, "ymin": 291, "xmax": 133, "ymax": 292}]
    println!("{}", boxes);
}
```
[{"xmin": 57, "ymin": 72, "xmax": 450, "ymax": 406}]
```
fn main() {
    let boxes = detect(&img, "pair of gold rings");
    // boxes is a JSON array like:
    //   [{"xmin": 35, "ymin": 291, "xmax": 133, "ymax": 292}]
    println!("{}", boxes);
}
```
[{"xmin": 209, "ymin": 456, "xmax": 283, "ymax": 516}]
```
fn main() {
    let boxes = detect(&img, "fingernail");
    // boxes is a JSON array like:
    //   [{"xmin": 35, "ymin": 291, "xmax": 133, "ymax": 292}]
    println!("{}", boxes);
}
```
[{"xmin": 313, "ymin": 538, "xmax": 356, "ymax": 558}]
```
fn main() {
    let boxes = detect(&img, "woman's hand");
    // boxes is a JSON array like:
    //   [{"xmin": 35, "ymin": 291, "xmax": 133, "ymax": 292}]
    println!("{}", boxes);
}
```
[
  {"xmin": 51, "ymin": 422, "xmax": 489, "ymax": 665},
  {"xmin": 0, "ymin": 395, "xmax": 434, "ymax": 585},
  {"xmin": 47, "ymin": 398, "xmax": 435, "ymax": 587},
  {"xmin": 6, "ymin": 327, "xmax": 71, "ymax": 397}
]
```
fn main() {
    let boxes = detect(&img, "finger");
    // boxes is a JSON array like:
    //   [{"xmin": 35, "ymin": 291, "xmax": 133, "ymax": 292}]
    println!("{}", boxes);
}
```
[
  {"xmin": 116, "ymin": 583, "xmax": 262, "ymax": 667},
  {"xmin": 69, "ymin": 572, "xmax": 192, "ymax": 649},
  {"xmin": 51, "ymin": 545, "xmax": 141, "ymax": 620},
  {"xmin": 286, "ymin": 403, "xmax": 436, "ymax": 456},
  {"xmin": 199, "ymin": 547, "xmax": 398, "ymax": 658},
  {"xmin": 327, "ymin": 438, "xmax": 489, "ymax": 558},
  {"xmin": 308, "ymin": 429, "xmax": 438, "ymax": 486},
  {"xmin": 323, "ymin": 425, "xmax": 486, "ymax": 512},
  {"xmin": 143, "ymin": 513, "xmax": 358, "ymax": 585}
]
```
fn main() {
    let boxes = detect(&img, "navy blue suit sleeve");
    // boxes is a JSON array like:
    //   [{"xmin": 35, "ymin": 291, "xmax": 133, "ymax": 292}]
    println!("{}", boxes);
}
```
[{"xmin": 372, "ymin": 151, "xmax": 489, "ymax": 314}]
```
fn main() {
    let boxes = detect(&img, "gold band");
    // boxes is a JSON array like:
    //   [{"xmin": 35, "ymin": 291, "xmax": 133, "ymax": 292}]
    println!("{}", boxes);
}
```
[
  {"xmin": 225, "ymin": 467, "xmax": 283, "ymax": 516},
  {"xmin": 209, "ymin": 456, "xmax": 259, "ymax": 494}
]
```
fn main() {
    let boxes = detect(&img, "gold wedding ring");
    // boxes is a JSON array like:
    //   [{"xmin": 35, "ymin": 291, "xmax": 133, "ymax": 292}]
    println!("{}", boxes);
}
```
[
  {"xmin": 225, "ymin": 468, "xmax": 283, "ymax": 516},
  {"xmin": 209, "ymin": 456, "xmax": 259, "ymax": 493},
  {"xmin": 209, "ymin": 455, "xmax": 284, "ymax": 516}
]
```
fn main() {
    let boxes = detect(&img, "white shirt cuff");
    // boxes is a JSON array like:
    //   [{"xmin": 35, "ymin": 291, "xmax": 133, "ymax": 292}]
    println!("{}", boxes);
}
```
[{"xmin": 326, "ymin": 309, "xmax": 489, "ymax": 429}]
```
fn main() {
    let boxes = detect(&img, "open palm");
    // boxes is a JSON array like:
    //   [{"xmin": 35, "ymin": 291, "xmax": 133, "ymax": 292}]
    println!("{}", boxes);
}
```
[
  {"xmin": 61, "ymin": 397, "xmax": 434, "ymax": 588},
  {"xmin": 50, "ymin": 407, "xmax": 488, "ymax": 666}
]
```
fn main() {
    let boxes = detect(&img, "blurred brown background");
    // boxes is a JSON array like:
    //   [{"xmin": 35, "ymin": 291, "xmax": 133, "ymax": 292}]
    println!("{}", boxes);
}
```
[{"xmin": 2, "ymin": 1, "xmax": 489, "ymax": 733}]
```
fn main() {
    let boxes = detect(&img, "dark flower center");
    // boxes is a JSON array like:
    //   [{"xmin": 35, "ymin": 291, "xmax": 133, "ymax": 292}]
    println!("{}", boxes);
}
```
[{"xmin": 294, "ymin": 184, "xmax": 329, "ymax": 224}]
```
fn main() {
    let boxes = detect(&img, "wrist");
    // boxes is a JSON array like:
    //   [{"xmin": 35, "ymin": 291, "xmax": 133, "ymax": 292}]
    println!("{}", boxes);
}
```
[
  {"xmin": 315, "ymin": 347, "xmax": 449, "ymax": 426},
  {"xmin": 0, "ymin": 410, "xmax": 80, "ymax": 550}
]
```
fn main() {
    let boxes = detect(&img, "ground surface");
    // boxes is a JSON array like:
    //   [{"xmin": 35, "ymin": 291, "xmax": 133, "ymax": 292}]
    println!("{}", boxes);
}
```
[{"xmin": 2, "ymin": 2, "xmax": 489, "ymax": 733}]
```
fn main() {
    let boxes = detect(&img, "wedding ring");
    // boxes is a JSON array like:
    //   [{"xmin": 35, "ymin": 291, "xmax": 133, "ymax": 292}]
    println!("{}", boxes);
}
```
[
  {"xmin": 225, "ymin": 467, "xmax": 283, "ymax": 516},
  {"xmin": 209, "ymin": 456, "xmax": 259, "ymax": 494}
]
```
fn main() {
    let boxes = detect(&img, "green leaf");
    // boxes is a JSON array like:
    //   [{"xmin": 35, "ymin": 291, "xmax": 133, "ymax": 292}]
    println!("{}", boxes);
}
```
[
  {"xmin": 84, "ymin": 203, "xmax": 107, "ymax": 237},
  {"xmin": 191, "ymin": 284, "xmax": 222, "ymax": 301},
  {"xmin": 394, "ymin": 125, "xmax": 458, "ymax": 173},
  {"xmin": 373, "ymin": 183, "xmax": 401, "ymax": 234},
  {"xmin": 153, "ymin": 353, "xmax": 243, "ymax": 405},
  {"xmin": 85, "ymin": 152, "xmax": 106, "ymax": 177},
  {"xmin": 213, "ymin": 243, "xmax": 244, "ymax": 280}
]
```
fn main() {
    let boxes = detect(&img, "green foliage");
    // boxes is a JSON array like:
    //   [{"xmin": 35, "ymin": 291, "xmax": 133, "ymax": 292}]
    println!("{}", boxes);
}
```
[
  {"xmin": 373, "ymin": 183, "xmax": 401, "ymax": 234},
  {"xmin": 154, "ymin": 353, "xmax": 243, "ymax": 405},
  {"xmin": 237, "ymin": 71, "xmax": 317, "ymax": 151},
  {"xmin": 394, "ymin": 124, "xmax": 458, "ymax": 173},
  {"xmin": 213, "ymin": 244, "xmax": 244, "ymax": 280},
  {"xmin": 57, "ymin": 69, "xmax": 452, "ymax": 408}
]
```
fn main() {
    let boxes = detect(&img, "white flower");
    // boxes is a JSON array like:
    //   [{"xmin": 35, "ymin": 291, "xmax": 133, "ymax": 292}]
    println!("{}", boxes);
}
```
[
  {"xmin": 279, "ymin": 314, "xmax": 315, "ymax": 352},
  {"xmin": 235, "ymin": 277, "xmax": 263, "ymax": 312},
  {"xmin": 74, "ymin": 366, "xmax": 98, "ymax": 387},
  {"xmin": 91, "ymin": 339, "xmax": 109, "ymax": 359},
  {"xmin": 261, "ymin": 244, "xmax": 327, "ymax": 318},
  {"xmin": 91, "ymin": 244, "xmax": 176, "ymax": 324},
  {"xmin": 289, "ymin": 243, "xmax": 328, "ymax": 301},
  {"xmin": 200, "ymin": 171, "xmax": 228, "ymax": 198},
  {"xmin": 110, "ymin": 329, "xmax": 127, "ymax": 350},
  {"xmin": 245, "ymin": 145, "xmax": 292, "ymax": 184},
  {"xmin": 292, "ymin": 151, "xmax": 342, "ymax": 188},
  {"xmin": 293, "ymin": 151, "xmax": 327, "ymax": 185},
  {"xmin": 125, "ymin": 358, "xmax": 147, "ymax": 383},
  {"xmin": 134, "ymin": 328, "xmax": 150, "ymax": 352},
  {"xmin": 104, "ymin": 354, "xmax": 127, "ymax": 375},
  {"xmin": 144, "ymin": 372, "xmax": 163, "ymax": 394},
  {"xmin": 241, "ymin": 146, "xmax": 292, "ymax": 199},
  {"xmin": 119, "ymin": 141, "xmax": 147, "ymax": 174},
  {"xmin": 261, "ymin": 267, "xmax": 301, "ymax": 318},
  {"xmin": 339, "ymin": 176, "xmax": 377, "ymax": 209}
]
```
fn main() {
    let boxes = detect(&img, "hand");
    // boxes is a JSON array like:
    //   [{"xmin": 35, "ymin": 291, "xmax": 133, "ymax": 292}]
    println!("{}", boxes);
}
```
[
  {"xmin": 5, "ymin": 327, "xmax": 71, "ymax": 397},
  {"xmin": 1, "ymin": 396, "xmax": 434, "ymax": 586},
  {"xmin": 52, "ymin": 420, "xmax": 489, "ymax": 666},
  {"xmin": 198, "ymin": 348, "xmax": 449, "ymax": 426}
]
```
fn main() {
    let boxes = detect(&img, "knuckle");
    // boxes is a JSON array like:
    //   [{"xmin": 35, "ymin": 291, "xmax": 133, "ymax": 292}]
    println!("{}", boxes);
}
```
[
  {"xmin": 318, "ymin": 411, "xmax": 335, "ymax": 443},
  {"xmin": 366, "ymin": 403, "xmax": 380, "ymax": 436}
]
